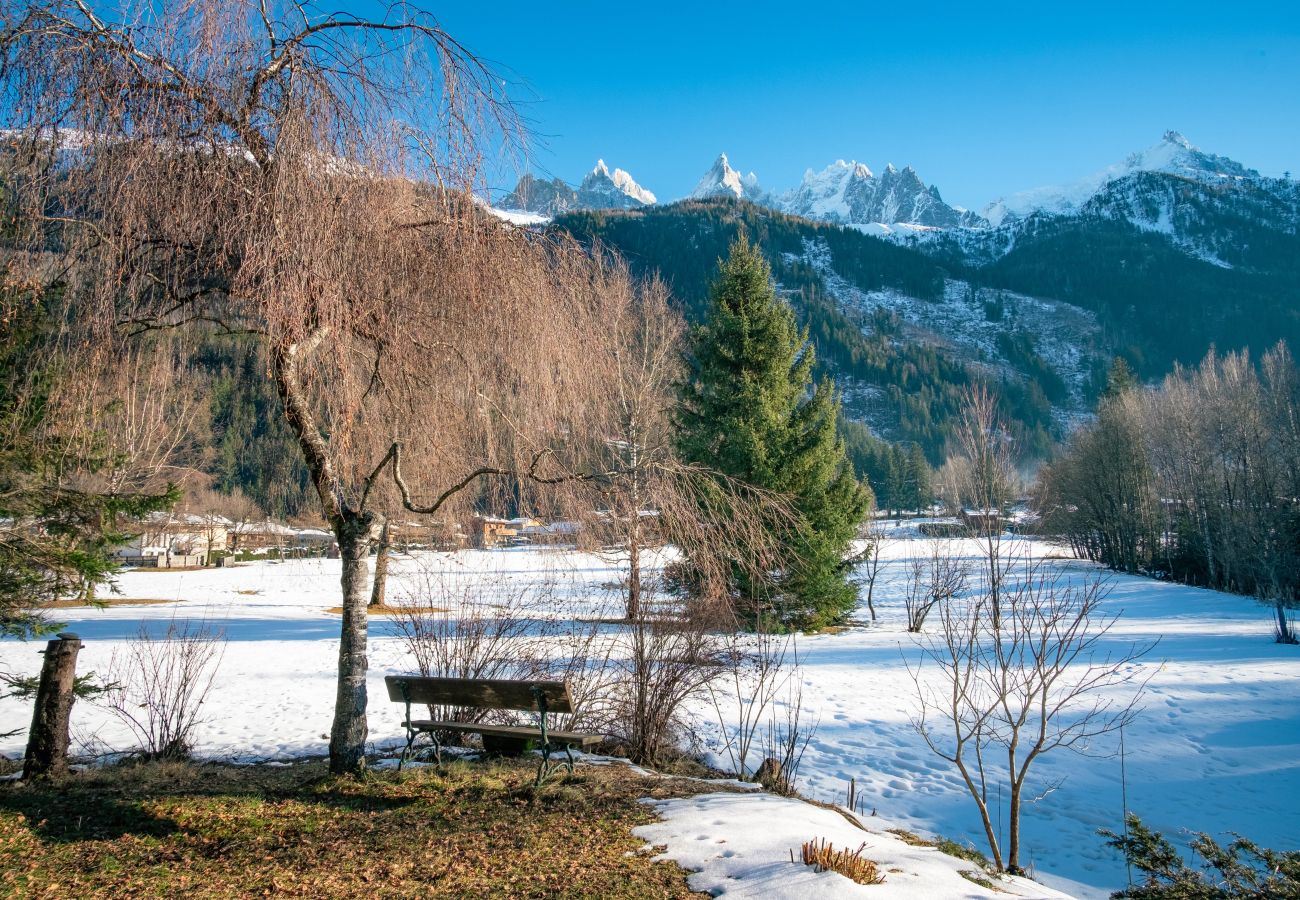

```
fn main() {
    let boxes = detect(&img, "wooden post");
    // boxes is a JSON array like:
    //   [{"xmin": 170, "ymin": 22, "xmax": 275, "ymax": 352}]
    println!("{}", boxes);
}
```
[{"xmin": 23, "ymin": 632, "xmax": 83, "ymax": 779}]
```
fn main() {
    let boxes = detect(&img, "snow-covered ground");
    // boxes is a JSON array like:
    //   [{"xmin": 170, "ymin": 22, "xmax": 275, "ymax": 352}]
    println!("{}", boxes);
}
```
[{"xmin": 2, "ymin": 532, "xmax": 1296, "ymax": 898}]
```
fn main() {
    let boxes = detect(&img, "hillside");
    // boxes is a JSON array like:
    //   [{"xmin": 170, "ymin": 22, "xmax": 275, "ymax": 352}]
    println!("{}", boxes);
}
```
[{"xmin": 554, "ymin": 199, "xmax": 1100, "ymax": 462}]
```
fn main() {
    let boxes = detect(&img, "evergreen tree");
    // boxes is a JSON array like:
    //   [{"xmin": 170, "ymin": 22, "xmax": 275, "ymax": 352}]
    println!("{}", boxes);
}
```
[
  {"xmin": 1101, "ymin": 356, "xmax": 1139, "ymax": 401},
  {"xmin": 678, "ymin": 237, "xmax": 870, "ymax": 629},
  {"xmin": 906, "ymin": 443, "xmax": 932, "ymax": 514}
]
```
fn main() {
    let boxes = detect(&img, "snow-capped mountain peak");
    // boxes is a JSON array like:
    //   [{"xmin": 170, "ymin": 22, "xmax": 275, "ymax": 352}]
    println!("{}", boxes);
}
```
[
  {"xmin": 579, "ymin": 159, "xmax": 656, "ymax": 207},
  {"xmin": 777, "ymin": 157, "xmax": 974, "ymax": 229},
  {"xmin": 691, "ymin": 153, "xmax": 765, "ymax": 201},
  {"xmin": 982, "ymin": 131, "xmax": 1259, "ymax": 226},
  {"xmin": 498, "ymin": 158, "xmax": 654, "ymax": 217}
]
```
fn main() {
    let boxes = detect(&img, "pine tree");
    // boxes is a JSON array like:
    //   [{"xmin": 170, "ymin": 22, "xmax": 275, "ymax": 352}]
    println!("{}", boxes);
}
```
[
  {"xmin": 678, "ymin": 237, "xmax": 870, "ymax": 629},
  {"xmin": 906, "ymin": 443, "xmax": 932, "ymax": 514},
  {"xmin": 1101, "ymin": 357, "xmax": 1139, "ymax": 401}
]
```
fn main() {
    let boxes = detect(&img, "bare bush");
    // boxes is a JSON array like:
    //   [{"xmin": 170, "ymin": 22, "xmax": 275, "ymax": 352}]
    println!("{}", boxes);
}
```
[
  {"xmin": 909, "ymin": 561, "xmax": 1153, "ymax": 874},
  {"xmin": 706, "ymin": 626, "xmax": 797, "ymax": 779},
  {"xmin": 611, "ymin": 603, "xmax": 728, "ymax": 767},
  {"xmin": 760, "ymin": 671, "xmax": 818, "ymax": 796},
  {"xmin": 390, "ymin": 570, "xmax": 551, "ymax": 732},
  {"xmin": 903, "ymin": 541, "xmax": 970, "ymax": 633},
  {"xmin": 103, "ymin": 619, "xmax": 225, "ymax": 760}
]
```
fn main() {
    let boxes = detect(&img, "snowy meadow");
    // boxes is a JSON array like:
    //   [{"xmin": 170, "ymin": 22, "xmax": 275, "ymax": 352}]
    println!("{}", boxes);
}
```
[{"xmin": 1, "ymin": 530, "xmax": 1296, "ymax": 899}]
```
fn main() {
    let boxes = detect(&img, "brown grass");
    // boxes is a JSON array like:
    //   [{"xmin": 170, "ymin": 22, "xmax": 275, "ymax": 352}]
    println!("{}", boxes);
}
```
[
  {"xmin": 324, "ymin": 605, "xmax": 446, "ymax": 616},
  {"xmin": 0, "ymin": 756, "xmax": 730, "ymax": 898},
  {"xmin": 799, "ymin": 837, "xmax": 885, "ymax": 885},
  {"xmin": 40, "ymin": 598, "xmax": 177, "ymax": 609}
]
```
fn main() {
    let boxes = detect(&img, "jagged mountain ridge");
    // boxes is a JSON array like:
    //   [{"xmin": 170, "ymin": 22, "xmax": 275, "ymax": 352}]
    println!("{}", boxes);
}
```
[
  {"xmin": 777, "ymin": 159, "xmax": 981, "ymax": 230},
  {"xmin": 499, "ymin": 151, "xmax": 976, "ymax": 230},
  {"xmin": 500, "ymin": 159, "xmax": 655, "ymax": 215}
]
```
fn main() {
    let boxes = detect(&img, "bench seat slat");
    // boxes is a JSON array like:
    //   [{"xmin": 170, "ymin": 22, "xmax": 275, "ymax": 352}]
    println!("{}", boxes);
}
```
[
  {"xmin": 385, "ymin": 675, "xmax": 573, "ymax": 713},
  {"xmin": 404, "ymin": 720, "xmax": 603, "ymax": 746}
]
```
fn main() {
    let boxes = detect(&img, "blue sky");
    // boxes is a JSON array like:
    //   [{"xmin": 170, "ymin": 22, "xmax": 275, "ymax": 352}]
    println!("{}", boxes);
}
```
[{"xmin": 429, "ymin": 1, "xmax": 1300, "ymax": 210}]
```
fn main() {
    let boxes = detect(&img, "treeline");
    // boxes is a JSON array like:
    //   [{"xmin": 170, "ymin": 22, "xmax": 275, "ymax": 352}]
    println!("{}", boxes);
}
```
[
  {"xmin": 840, "ymin": 421, "xmax": 931, "ymax": 514},
  {"xmin": 1039, "ymin": 346, "xmax": 1300, "ymax": 636},
  {"xmin": 556, "ymin": 199, "xmax": 1058, "ymax": 464}
]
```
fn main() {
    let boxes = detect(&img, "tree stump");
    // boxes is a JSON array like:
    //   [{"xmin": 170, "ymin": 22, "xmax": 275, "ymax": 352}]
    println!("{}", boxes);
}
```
[
  {"xmin": 23, "ymin": 632, "xmax": 83, "ymax": 779},
  {"xmin": 755, "ymin": 756, "xmax": 784, "ymax": 791}
]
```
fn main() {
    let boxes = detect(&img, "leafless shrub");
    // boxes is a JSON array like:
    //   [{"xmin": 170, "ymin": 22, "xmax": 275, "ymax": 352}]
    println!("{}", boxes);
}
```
[
  {"xmin": 103, "ymin": 619, "xmax": 225, "ymax": 760},
  {"xmin": 903, "ymin": 541, "xmax": 970, "ymax": 633},
  {"xmin": 607, "ymin": 597, "xmax": 729, "ymax": 767},
  {"xmin": 908, "ymin": 560, "xmax": 1153, "ymax": 874},
  {"xmin": 706, "ymin": 626, "xmax": 797, "ymax": 779},
  {"xmin": 761, "ymin": 669, "xmax": 818, "ymax": 796},
  {"xmin": 390, "ymin": 570, "xmax": 550, "ymax": 732}
]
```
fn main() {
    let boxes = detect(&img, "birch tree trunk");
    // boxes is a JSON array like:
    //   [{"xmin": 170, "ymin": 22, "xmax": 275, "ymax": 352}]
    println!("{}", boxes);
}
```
[{"xmin": 330, "ymin": 517, "xmax": 374, "ymax": 773}]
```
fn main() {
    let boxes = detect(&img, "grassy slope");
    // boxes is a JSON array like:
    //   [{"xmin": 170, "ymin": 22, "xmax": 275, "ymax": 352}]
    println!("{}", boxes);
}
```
[{"xmin": 0, "ymin": 757, "xmax": 725, "ymax": 899}]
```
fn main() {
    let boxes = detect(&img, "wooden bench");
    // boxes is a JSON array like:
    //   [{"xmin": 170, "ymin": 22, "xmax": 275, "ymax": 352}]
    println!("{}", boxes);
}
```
[{"xmin": 384, "ymin": 675, "xmax": 603, "ymax": 783}]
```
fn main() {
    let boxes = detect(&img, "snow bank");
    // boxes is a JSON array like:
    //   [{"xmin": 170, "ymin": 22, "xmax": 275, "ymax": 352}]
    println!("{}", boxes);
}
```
[{"xmin": 635, "ymin": 791, "xmax": 1071, "ymax": 898}]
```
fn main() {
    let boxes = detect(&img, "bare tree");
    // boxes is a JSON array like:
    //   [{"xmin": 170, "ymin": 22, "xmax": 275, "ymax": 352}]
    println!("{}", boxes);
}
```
[
  {"xmin": 909, "ymin": 561, "xmax": 1153, "ymax": 874},
  {"xmin": 952, "ymin": 386, "xmax": 1016, "ymax": 626},
  {"xmin": 1, "ymin": 0, "xmax": 705, "ymax": 772},
  {"xmin": 1040, "ymin": 343, "xmax": 1300, "ymax": 638},
  {"xmin": 854, "ymin": 518, "xmax": 887, "ymax": 623},
  {"xmin": 902, "ymin": 540, "xmax": 970, "ymax": 633}
]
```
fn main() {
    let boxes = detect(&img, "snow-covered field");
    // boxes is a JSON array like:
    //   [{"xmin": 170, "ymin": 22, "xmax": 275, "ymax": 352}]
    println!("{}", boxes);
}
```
[{"xmin": 2, "ymin": 531, "xmax": 1296, "ymax": 899}]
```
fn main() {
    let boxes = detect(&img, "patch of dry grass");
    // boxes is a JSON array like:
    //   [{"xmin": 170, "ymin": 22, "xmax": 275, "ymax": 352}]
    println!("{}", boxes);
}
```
[
  {"xmin": 798, "ymin": 837, "xmax": 885, "ymax": 885},
  {"xmin": 323, "ymin": 605, "xmax": 446, "ymax": 616},
  {"xmin": 39, "ymin": 598, "xmax": 177, "ymax": 609},
  {"xmin": 0, "ymin": 756, "xmax": 724, "ymax": 898}
]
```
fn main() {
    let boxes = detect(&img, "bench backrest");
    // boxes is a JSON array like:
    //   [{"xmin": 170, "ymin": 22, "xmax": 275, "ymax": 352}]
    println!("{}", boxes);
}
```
[{"xmin": 385, "ymin": 675, "xmax": 574, "ymax": 714}]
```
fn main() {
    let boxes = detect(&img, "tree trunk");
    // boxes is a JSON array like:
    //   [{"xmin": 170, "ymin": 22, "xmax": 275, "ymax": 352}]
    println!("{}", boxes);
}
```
[
  {"xmin": 23, "ymin": 633, "xmax": 83, "ymax": 779},
  {"xmin": 329, "ymin": 517, "xmax": 374, "ymax": 773},
  {"xmin": 1007, "ymin": 781, "xmax": 1024, "ymax": 875},
  {"xmin": 627, "ymin": 518, "xmax": 641, "ymax": 621},
  {"xmin": 1276, "ymin": 598, "xmax": 1298, "ymax": 644},
  {"xmin": 369, "ymin": 519, "xmax": 391, "ymax": 608}
]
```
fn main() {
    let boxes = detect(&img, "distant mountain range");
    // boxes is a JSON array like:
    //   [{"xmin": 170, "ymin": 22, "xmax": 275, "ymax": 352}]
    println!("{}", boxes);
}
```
[
  {"xmin": 497, "ymin": 132, "xmax": 1291, "ymax": 238},
  {"xmin": 539, "ymin": 132, "xmax": 1299, "ymax": 465},
  {"xmin": 499, "ymin": 159, "xmax": 655, "ymax": 216}
]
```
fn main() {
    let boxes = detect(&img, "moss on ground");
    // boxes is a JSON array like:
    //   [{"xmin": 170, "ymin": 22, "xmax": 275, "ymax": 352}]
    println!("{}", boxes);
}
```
[{"xmin": 0, "ymin": 756, "xmax": 719, "ymax": 898}]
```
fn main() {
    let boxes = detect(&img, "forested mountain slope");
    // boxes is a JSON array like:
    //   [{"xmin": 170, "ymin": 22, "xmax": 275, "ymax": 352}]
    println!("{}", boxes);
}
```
[{"xmin": 554, "ymin": 199, "xmax": 1102, "ymax": 462}]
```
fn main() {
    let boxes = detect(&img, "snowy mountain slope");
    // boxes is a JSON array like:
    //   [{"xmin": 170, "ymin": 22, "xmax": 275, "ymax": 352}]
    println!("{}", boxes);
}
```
[
  {"xmin": 690, "ymin": 152, "xmax": 768, "ymax": 202},
  {"xmin": 1075, "ymin": 169, "xmax": 1300, "ymax": 267},
  {"xmin": 778, "ymin": 159, "xmax": 981, "ymax": 229},
  {"xmin": 791, "ymin": 236, "xmax": 1100, "ymax": 432},
  {"xmin": 982, "ymin": 131, "xmax": 1260, "ymax": 226}
]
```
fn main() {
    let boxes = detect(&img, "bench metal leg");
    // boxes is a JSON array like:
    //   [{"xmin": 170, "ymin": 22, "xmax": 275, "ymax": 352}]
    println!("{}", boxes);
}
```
[{"xmin": 399, "ymin": 728, "xmax": 417, "ymax": 771}]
